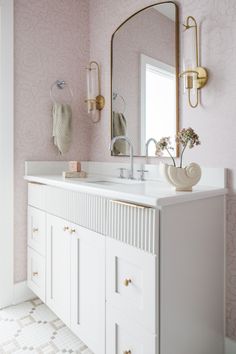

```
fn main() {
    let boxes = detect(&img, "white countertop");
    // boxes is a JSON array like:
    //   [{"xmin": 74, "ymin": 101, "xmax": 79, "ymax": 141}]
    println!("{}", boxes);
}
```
[{"xmin": 24, "ymin": 173, "xmax": 227, "ymax": 208}]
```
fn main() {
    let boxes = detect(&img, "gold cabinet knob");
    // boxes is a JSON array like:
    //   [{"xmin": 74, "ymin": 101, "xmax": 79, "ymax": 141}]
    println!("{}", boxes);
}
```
[
  {"xmin": 32, "ymin": 272, "xmax": 38, "ymax": 277},
  {"xmin": 63, "ymin": 226, "xmax": 69, "ymax": 232},
  {"xmin": 32, "ymin": 228, "xmax": 38, "ymax": 233},
  {"xmin": 123, "ymin": 351, "xmax": 131, "ymax": 354},
  {"xmin": 123, "ymin": 278, "xmax": 132, "ymax": 287},
  {"xmin": 70, "ymin": 228, "xmax": 76, "ymax": 234}
]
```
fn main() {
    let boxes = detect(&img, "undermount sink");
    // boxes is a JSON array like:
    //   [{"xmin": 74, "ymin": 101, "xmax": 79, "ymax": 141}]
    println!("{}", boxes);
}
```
[
  {"xmin": 84, "ymin": 178, "xmax": 143, "ymax": 185},
  {"xmin": 87, "ymin": 180, "xmax": 121, "ymax": 185}
]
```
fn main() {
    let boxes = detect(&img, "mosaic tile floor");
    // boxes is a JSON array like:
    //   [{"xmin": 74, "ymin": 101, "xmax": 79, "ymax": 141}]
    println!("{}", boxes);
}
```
[{"xmin": 0, "ymin": 299, "xmax": 93, "ymax": 353}]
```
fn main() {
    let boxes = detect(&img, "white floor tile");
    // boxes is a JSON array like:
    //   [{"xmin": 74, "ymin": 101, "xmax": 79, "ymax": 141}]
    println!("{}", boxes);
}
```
[{"xmin": 0, "ymin": 299, "xmax": 93, "ymax": 354}]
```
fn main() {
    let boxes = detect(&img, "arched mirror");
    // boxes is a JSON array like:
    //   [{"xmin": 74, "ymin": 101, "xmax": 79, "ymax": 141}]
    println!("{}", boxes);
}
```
[{"xmin": 111, "ymin": 1, "xmax": 179, "ymax": 157}]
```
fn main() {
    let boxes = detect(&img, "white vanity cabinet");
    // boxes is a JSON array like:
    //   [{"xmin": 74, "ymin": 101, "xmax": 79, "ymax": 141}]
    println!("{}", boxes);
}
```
[
  {"xmin": 70, "ymin": 224, "xmax": 105, "ymax": 354},
  {"xmin": 46, "ymin": 214, "xmax": 106, "ymax": 354},
  {"xmin": 106, "ymin": 238, "xmax": 158, "ymax": 354},
  {"xmin": 27, "ymin": 183, "xmax": 106, "ymax": 354},
  {"xmin": 27, "ymin": 206, "xmax": 46, "ymax": 302},
  {"xmin": 26, "ymin": 180, "xmax": 225, "ymax": 354},
  {"xmin": 46, "ymin": 214, "xmax": 71, "ymax": 327},
  {"xmin": 106, "ymin": 237, "xmax": 157, "ymax": 333}
]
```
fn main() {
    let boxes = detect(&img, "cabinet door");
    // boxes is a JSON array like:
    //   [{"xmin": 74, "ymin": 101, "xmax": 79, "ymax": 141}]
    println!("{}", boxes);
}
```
[
  {"xmin": 106, "ymin": 238, "xmax": 157, "ymax": 333},
  {"xmin": 106, "ymin": 305, "xmax": 157, "ymax": 354},
  {"xmin": 27, "ymin": 247, "xmax": 45, "ymax": 302},
  {"xmin": 46, "ymin": 214, "xmax": 71, "ymax": 327},
  {"xmin": 28, "ymin": 206, "xmax": 46, "ymax": 256},
  {"xmin": 70, "ymin": 224, "xmax": 105, "ymax": 354}
]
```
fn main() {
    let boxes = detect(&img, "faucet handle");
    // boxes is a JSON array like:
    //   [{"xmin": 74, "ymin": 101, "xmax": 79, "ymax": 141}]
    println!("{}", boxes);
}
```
[
  {"xmin": 118, "ymin": 168, "xmax": 127, "ymax": 179},
  {"xmin": 137, "ymin": 169, "xmax": 148, "ymax": 181}
]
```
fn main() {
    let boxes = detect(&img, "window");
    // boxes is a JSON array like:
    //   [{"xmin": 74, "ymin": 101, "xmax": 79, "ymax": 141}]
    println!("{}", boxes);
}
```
[{"xmin": 140, "ymin": 54, "xmax": 176, "ymax": 156}]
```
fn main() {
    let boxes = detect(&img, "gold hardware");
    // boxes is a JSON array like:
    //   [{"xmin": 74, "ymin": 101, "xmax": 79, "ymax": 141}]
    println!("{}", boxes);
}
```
[
  {"xmin": 32, "ymin": 228, "xmax": 38, "ymax": 233},
  {"xmin": 86, "ymin": 61, "xmax": 105, "ymax": 123},
  {"xmin": 123, "ymin": 351, "xmax": 131, "ymax": 354},
  {"xmin": 110, "ymin": 200, "xmax": 150, "ymax": 209},
  {"xmin": 63, "ymin": 226, "xmax": 69, "ymax": 232},
  {"xmin": 96, "ymin": 94, "xmax": 105, "ymax": 111},
  {"xmin": 179, "ymin": 16, "xmax": 208, "ymax": 108},
  {"xmin": 32, "ymin": 272, "xmax": 38, "ymax": 277},
  {"xmin": 124, "ymin": 278, "xmax": 132, "ymax": 287},
  {"xmin": 70, "ymin": 228, "xmax": 76, "ymax": 234}
]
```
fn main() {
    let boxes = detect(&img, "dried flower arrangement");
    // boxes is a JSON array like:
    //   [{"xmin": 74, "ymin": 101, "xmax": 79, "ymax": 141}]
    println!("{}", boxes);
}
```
[{"xmin": 155, "ymin": 127, "xmax": 201, "ymax": 168}]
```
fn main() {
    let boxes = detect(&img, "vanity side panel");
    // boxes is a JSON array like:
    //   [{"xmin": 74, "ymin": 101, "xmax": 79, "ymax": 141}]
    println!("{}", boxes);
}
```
[{"xmin": 159, "ymin": 196, "xmax": 225, "ymax": 354}]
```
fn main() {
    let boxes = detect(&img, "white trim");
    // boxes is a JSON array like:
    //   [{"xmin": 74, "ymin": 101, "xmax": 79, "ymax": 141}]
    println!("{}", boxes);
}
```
[
  {"xmin": 0, "ymin": 0, "xmax": 14, "ymax": 308},
  {"xmin": 13, "ymin": 281, "xmax": 35, "ymax": 305},
  {"xmin": 225, "ymin": 337, "xmax": 236, "ymax": 354}
]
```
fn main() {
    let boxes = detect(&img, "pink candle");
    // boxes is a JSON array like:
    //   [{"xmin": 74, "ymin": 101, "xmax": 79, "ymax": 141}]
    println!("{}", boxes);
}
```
[{"xmin": 69, "ymin": 161, "xmax": 81, "ymax": 172}]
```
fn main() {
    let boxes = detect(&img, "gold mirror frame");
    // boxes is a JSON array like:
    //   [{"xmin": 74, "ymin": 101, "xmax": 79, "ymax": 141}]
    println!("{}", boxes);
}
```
[{"xmin": 110, "ymin": 1, "xmax": 179, "ymax": 157}]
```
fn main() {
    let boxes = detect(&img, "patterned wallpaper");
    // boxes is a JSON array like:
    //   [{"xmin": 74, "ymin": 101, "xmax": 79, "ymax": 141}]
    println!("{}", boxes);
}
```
[
  {"xmin": 14, "ymin": 0, "xmax": 91, "ymax": 282},
  {"xmin": 88, "ymin": 0, "xmax": 236, "ymax": 341}
]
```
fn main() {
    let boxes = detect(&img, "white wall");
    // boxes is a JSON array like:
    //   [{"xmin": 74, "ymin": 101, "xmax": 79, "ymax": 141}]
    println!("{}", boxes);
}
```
[{"xmin": 0, "ymin": 0, "xmax": 14, "ymax": 307}]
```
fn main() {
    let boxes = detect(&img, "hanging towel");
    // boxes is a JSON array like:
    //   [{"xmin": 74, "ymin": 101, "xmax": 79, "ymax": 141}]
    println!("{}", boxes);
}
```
[
  {"xmin": 112, "ymin": 111, "xmax": 127, "ymax": 155},
  {"xmin": 52, "ymin": 103, "xmax": 72, "ymax": 154}
]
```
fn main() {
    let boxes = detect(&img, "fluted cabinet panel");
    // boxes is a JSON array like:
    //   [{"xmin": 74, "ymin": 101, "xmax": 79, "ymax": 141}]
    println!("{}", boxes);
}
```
[
  {"xmin": 28, "ymin": 183, "xmax": 158, "ymax": 253},
  {"xmin": 107, "ymin": 201, "xmax": 158, "ymax": 254},
  {"xmin": 28, "ymin": 184, "xmax": 108, "ymax": 235}
]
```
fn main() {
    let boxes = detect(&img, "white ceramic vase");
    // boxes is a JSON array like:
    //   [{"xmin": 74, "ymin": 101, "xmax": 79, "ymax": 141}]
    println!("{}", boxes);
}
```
[{"xmin": 160, "ymin": 162, "xmax": 202, "ymax": 191}]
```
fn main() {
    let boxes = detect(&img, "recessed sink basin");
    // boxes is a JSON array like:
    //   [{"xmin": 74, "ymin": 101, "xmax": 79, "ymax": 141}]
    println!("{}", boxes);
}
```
[
  {"xmin": 86, "ymin": 180, "xmax": 120, "ymax": 185},
  {"xmin": 84, "ymin": 178, "xmax": 143, "ymax": 185}
]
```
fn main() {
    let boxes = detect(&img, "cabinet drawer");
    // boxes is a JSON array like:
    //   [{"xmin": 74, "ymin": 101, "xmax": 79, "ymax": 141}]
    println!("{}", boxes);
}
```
[
  {"xmin": 28, "ymin": 206, "xmax": 46, "ymax": 256},
  {"xmin": 107, "ymin": 200, "xmax": 158, "ymax": 254},
  {"xmin": 27, "ymin": 247, "xmax": 45, "ymax": 302},
  {"xmin": 106, "ymin": 238, "xmax": 157, "ymax": 333},
  {"xmin": 106, "ymin": 305, "xmax": 157, "ymax": 354}
]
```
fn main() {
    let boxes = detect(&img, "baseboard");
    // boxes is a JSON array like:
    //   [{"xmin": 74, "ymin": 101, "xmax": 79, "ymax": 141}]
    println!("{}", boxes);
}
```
[
  {"xmin": 13, "ymin": 281, "xmax": 35, "ymax": 304},
  {"xmin": 225, "ymin": 337, "xmax": 236, "ymax": 354}
]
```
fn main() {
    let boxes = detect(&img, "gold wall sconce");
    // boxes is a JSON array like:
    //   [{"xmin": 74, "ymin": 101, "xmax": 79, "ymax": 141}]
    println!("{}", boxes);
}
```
[
  {"xmin": 85, "ymin": 61, "xmax": 105, "ymax": 123},
  {"xmin": 180, "ymin": 16, "xmax": 208, "ymax": 108}
]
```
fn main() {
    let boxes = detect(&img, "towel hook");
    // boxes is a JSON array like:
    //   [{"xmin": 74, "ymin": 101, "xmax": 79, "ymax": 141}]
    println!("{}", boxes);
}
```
[{"xmin": 50, "ymin": 80, "xmax": 73, "ymax": 104}]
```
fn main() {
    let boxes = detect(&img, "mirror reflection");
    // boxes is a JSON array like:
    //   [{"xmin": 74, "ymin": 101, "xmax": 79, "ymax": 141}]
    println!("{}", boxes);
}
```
[{"xmin": 111, "ymin": 2, "xmax": 179, "ymax": 157}]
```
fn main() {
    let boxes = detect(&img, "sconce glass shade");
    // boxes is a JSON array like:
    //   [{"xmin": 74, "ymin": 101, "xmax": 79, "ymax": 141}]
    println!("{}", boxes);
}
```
[
  {"xmin": 85, "ymin": 61, "xmax": 105, "ymax": 123},
  {"xmin": 180, "ymin": 16, "xmax": 208, "ymax": 108},
  {"xmin": 86, "ymin": 65, "xmax": 97, "ymax": 114}
]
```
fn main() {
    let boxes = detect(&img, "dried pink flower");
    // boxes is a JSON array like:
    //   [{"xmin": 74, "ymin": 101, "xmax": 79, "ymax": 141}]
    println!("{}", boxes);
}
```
[{"xmin": 155, "ymin": 127, "xmax": 200, "ymax": 168}]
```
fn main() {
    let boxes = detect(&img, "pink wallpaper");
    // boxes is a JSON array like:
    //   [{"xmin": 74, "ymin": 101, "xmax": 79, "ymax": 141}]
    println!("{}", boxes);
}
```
[
  {"xmin": 14, "ymin": 0, "xmax": 91, "ymax": 282},
  {"xmin": 88, "ymin": 0, "xmax": 236, "ymax": 341}
]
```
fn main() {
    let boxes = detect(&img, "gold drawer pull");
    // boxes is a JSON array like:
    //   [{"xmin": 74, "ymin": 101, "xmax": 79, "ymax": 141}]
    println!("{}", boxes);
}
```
[
  {"xmin": 32, "ymin": 228, "xmax": 38, "ymax": 233},
  {"xmin": 32, "ymin": 272, "xmax": 38, "ymax": 277},
  {"xmin": 124, "ymin": 278, "xmax": 132, "ymax": 287},
  {"xmin": 111, "ymin": 200, "xmax": 148, "ymax": 209},
  {"xmin": 123, "ymin": 351, "xmax": 131, "ymax": 354},
  {"xmin": 63, "ymin": 226, "xmax": 69, "ymax": 232},
  {"xmin": 70, "ymin": 228, "xmax": 76, "ymax": 234}
]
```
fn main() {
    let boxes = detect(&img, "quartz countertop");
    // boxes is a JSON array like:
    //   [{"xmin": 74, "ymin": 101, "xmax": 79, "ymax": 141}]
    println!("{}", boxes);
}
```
[{"xmin": 24, "ymin": 174, "xmax": 227, "ymax": 208}]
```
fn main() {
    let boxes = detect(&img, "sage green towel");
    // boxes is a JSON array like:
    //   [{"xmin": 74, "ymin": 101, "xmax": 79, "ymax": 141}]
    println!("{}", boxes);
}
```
[
  {"xmin": 112, "ymin": 111, "xmax": 127, "ymax": 155},
  {"xmin": 52, "ymin": 103, "xmax": 72, "ymax": 154}
]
